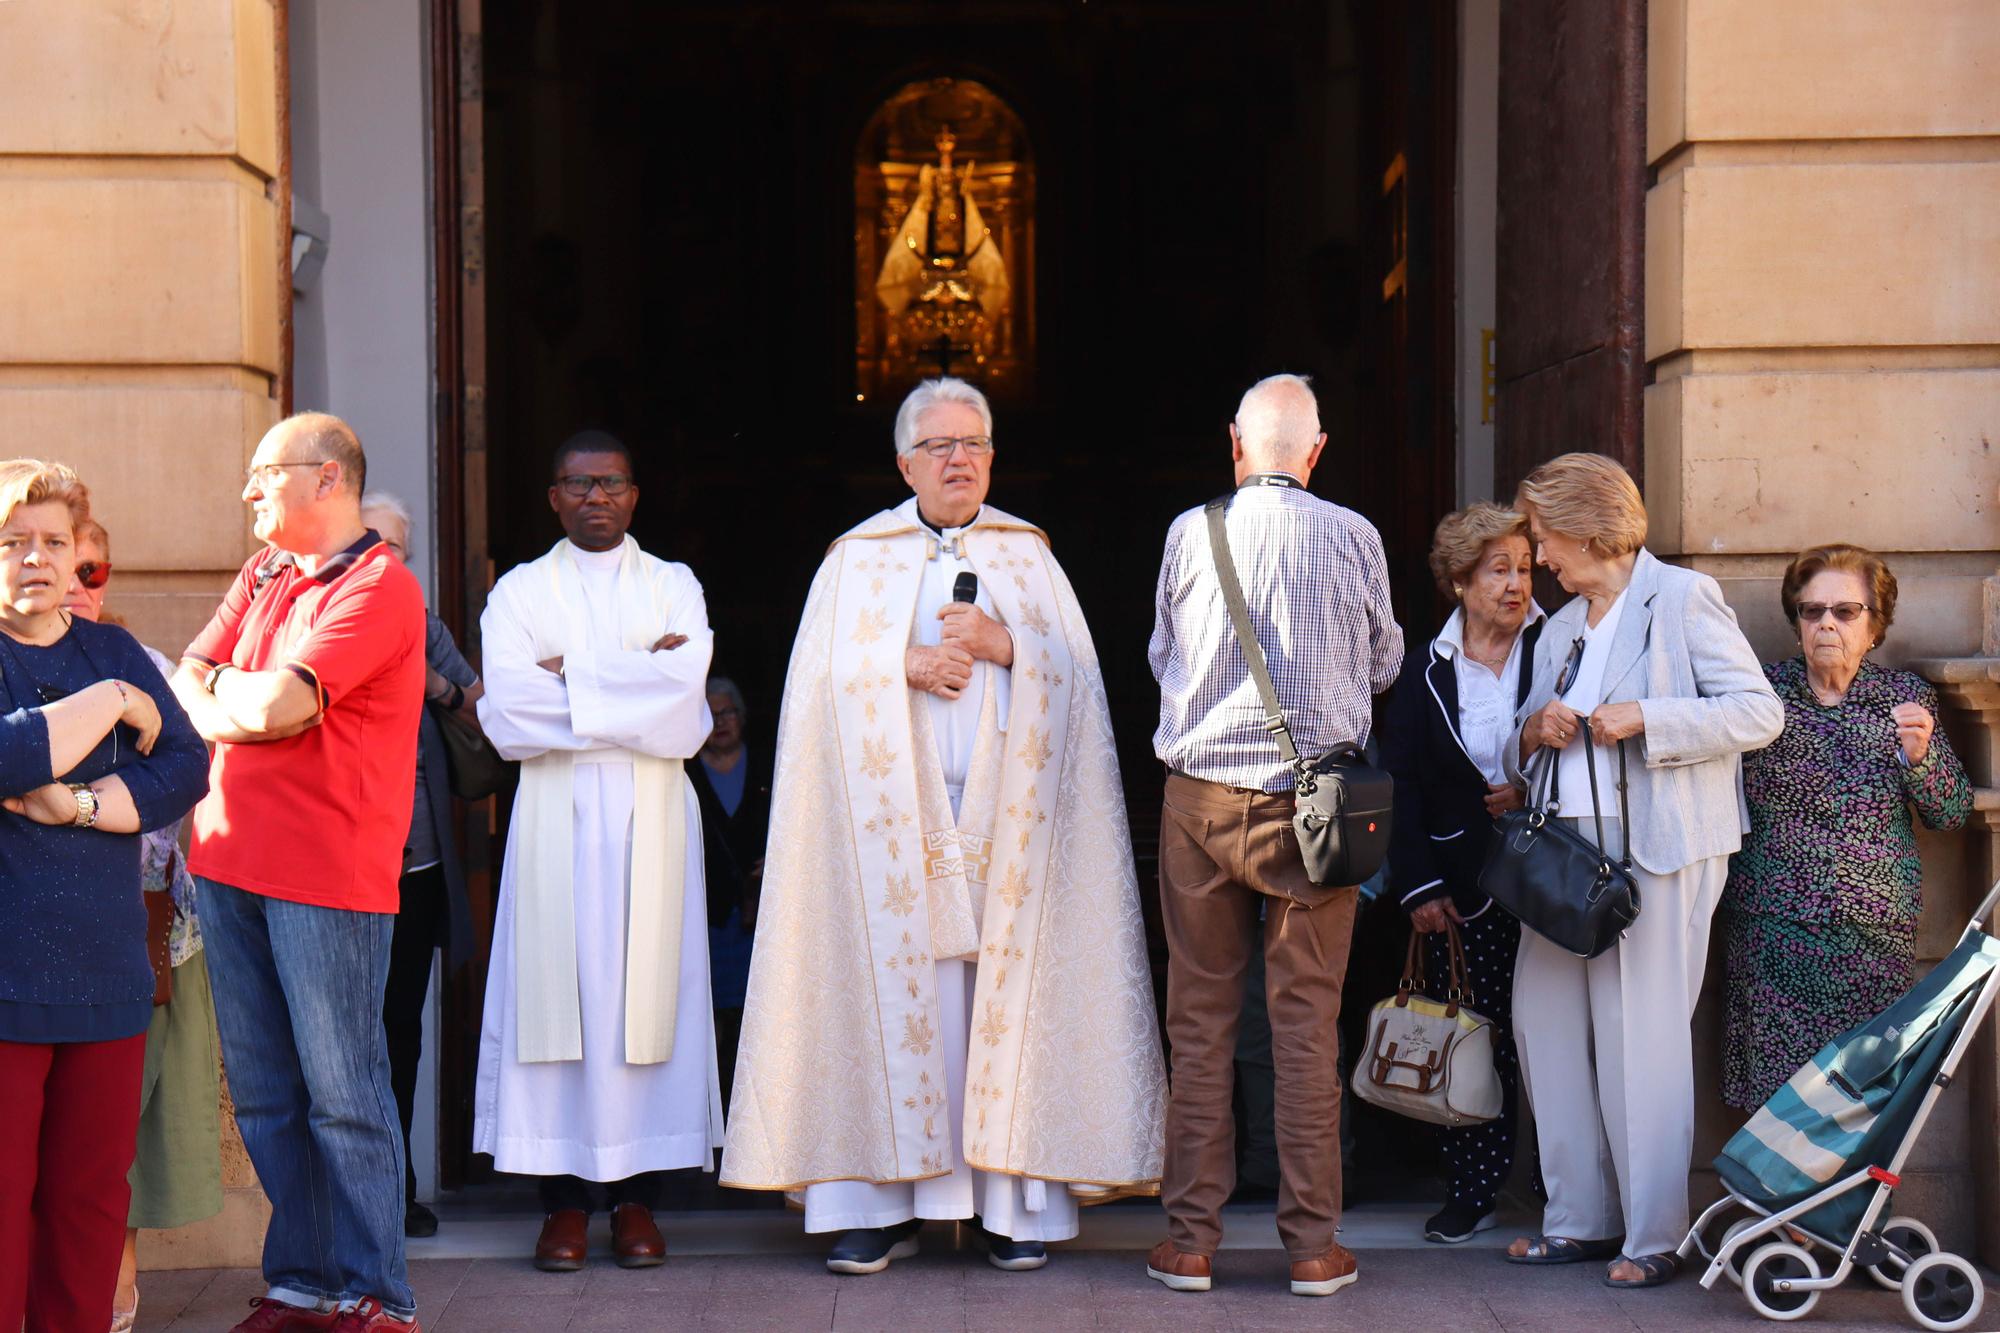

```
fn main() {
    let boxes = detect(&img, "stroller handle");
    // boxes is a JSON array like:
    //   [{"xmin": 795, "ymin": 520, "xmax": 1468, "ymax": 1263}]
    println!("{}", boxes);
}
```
[{"xmin": 1973, "ymin": 879, "xmax": 2000, "ymax": 935}]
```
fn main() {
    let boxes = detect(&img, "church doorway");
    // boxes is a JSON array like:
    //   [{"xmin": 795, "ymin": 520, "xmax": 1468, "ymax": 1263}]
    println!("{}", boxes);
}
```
[{"xmin": 431, "ymin": 0, "xmax": 1634, "ymax": 1217}]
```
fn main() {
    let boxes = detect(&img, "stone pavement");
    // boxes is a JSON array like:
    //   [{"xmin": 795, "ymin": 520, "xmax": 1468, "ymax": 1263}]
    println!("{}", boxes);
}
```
[{"xmin": 128, "ymin": 1229, "xmax": 1992, "ymax": 1331}]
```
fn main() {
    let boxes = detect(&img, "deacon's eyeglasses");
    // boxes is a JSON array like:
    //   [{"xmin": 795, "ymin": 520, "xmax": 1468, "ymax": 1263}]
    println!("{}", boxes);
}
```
[
  {"xmin": 74, "ymin": 560, "xmax": 112, "ymax": 590},
  {"xmin": 556, "ymin": 473, "xmax": 634, "ymax": 498},
  {"xmin": 911, "ymin": 436, "xmax": 993, "ymax": 459},
  {"xmin": 1796, "ymin": 601, "xmax": 1873, "ymax": 624}
]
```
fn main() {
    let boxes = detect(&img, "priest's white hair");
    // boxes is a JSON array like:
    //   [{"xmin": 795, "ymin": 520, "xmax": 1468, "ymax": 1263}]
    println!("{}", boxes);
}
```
[
  {"xmin": 1234, "ymin": 373, "xmax": 1321, "ymax": 467},
  {"xmin": 360, "ymin": 489, "xmax": 414, "ymax": 534},
  {"xmin": 893, "ymin": 377, "xmax": 994, "ymax": 457}
]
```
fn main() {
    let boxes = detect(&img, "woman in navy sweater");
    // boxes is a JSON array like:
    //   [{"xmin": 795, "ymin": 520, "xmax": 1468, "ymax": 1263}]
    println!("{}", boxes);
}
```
[{"xmin": 0, "ymin": 461, "xmax": 209, "ymax": 1333}]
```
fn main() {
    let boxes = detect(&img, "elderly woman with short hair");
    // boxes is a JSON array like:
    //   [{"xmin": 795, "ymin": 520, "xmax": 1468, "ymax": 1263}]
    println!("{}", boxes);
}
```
[
  {"xmin": 1720, "ymin": 545, "xmax": 1969, "ymax": 1112},
  {"xmin": 1500, "ymin": 453, "xmax": 1781, "ymax": 1289},
  {"xmin": 0, "ymin": 461, "xmax": 208, "ymax": 1332},
  {"xmin": 1379, "ymin": 502, "xmax": 1543, "ymax": 1245}
]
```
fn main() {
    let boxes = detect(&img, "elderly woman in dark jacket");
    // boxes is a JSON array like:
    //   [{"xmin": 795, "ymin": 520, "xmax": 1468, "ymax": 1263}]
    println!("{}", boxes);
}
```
[
  {"xmin": 1720, "ymin": 544, "xmax": 1970, "ymax": 1110},
  {"xmin": 0, "ymin": 460, "xmax": 208, "ymax": 1332},
  {"xmin": 1380, "ymin": 502, "xmax": 1543, "ymax": 1245}
]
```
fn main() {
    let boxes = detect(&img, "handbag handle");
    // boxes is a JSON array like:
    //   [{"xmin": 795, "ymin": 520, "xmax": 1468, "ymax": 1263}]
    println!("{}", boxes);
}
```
[
  {"xmin": 1537, "ymin": 719, "xmax": 1632, "ymax": 869},
  {"xmin": 1397, "ymin": 921, "xmax": 1471, "ymax": 1015}
]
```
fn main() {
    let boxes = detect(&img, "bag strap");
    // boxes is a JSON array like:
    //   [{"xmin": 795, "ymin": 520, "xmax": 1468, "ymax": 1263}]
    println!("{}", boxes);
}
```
[
  {"xmin": 1396, "ymin": 929, "xmax": 1425, "ymax": 1003},
  {"xmin": 1574, "ymin": 721, "xmax": 1634, "ymax": 867},
  {"xmin": 1204, "ymin": 497, "xmax": 1300, "ymax": 769},
  {"xmin": 1443, "ymin": 918, "xmax": 1473, "ymax": 1009}
]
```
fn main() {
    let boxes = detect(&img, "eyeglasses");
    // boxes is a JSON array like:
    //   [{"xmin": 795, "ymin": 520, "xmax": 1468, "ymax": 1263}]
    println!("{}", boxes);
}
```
[
  {"xmin": 556, "ymin": 473, "xmax": 634, "ymax": 498},
  {"xmin": 74, "ymin": 560, "xmax": 111, "ymax": 590},
  {"xmin": 1796, "ymin": 601, "xmax": 1873, "ymax": 624},
  {"xmin": 1552, "ymin": 635, "xmax": 1587, "ymax": 698},
  {"xmin": 711, "ymin": 706, "xmax": 741, "ymax": 722},
  {"xmin": 911, "ymin": 436, "xmax": 993, "ymax": 459},
  {"xmin": 244, "ymin": 461, "xmax": 325, "ymax": 487}
]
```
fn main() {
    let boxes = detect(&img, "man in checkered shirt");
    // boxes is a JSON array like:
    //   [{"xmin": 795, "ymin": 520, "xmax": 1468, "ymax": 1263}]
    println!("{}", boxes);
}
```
[{"xmin": 1142, "ymin": 373, "xmax": 1402, "ymax": 1301}]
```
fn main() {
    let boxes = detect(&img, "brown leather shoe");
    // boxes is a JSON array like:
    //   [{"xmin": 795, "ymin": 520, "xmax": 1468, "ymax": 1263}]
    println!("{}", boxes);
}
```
[
  {"xmin": 534, "ymin": 1208, "xmax": 589, "ymax": 1271},
  {"xmin": 611, "ymin": 1201, "xmax": 667, "ymax": 1268},
  {"xmin": 1290, "ymin": 1242, "xmax": 1359, "ymax": 1297},
  {"xmin": 1144, "ymin": 1240, "xmax": 1212, "ymax": 1292}
]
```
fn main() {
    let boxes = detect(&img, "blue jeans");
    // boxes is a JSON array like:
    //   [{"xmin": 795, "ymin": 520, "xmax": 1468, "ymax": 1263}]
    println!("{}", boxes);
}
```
[{"xmin": 199, "ymin": 878, "xmax": 414, "ymax": 1319}]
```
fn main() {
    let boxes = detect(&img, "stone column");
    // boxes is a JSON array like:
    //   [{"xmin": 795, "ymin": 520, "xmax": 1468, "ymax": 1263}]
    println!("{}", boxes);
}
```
[
  {"xmin": 0, "ymin": 0, "xmax": 285, "ymax": 1269},
  {"xmin": 1647, "ymin": 0, "xmax": 2000, "ymax": 1263}
]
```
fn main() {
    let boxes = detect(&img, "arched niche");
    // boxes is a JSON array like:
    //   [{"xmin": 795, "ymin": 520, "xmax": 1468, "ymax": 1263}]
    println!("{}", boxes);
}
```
[{"xmin": 854, "ymin": 77, "xmax": 1035, "ymax": 402}]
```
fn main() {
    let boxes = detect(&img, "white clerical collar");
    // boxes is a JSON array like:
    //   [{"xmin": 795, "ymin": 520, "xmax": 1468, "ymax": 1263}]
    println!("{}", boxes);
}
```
[
  {"xmin": 566, "ymin": 538, "xmax": 625, "ymax": 569},
  {"xmin": 897, "ymin": 496, "xmax": 983, "ymax": 537},
  {"xmin": 1433, "ymin": 601, "xmax": 1547, "ymax": 660}
]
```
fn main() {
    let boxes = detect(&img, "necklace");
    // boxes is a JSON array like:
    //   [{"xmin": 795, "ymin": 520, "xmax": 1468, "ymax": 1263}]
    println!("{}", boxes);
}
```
[{"xmin": 0, "ymin": 613, "xmax": 77, "ymax": 704}]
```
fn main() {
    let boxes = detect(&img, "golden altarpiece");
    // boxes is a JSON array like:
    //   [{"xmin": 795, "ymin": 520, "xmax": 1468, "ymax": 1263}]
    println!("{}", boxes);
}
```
[{"xmin": 854, "ymin": 78, "xmax": 1035, "ymax": 399}]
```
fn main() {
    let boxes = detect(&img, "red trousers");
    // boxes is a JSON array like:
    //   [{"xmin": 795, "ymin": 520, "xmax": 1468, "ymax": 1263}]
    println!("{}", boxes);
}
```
[{"xmin": 0, "ymin": 1034, "xmax": 147, "ymax": 1333}]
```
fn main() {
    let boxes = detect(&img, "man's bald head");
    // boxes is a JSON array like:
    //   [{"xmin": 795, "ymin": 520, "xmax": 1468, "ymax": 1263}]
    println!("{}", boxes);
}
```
[
  {"xmin": 1232, "ymin": 374, "xmax": 1322, "ymax": 473},
  {"xmin": 273, "ymin": 411, "xmax": 367, "ymax": 497}
]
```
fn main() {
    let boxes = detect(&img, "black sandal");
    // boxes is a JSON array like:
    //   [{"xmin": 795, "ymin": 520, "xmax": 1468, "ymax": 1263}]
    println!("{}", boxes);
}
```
[
  {"xmin": 1603, "ymin": 1252, "xmax": 1680, "ymax": 1288},
  {"xmin": 1504, "ymin": 1235, "xmax": 1622, "ymax": 1265}
]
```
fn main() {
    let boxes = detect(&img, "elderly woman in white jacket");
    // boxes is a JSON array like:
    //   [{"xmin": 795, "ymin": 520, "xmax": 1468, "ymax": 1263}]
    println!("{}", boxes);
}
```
[{"xmin": 1498, "ymin": 453, "xmax": 1781, "ymax": 1290}]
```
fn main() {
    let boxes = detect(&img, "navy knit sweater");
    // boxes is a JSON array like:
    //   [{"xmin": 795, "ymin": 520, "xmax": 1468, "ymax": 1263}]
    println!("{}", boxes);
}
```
[{"xmin": 0, "ymin": 617, "xmax": 210, "ymax": 1043}]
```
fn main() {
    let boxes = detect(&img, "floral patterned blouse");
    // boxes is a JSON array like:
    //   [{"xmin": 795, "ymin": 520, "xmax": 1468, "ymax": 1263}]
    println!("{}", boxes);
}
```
[{"xmin": 1725, "ymin": 656, "xmax": 1971, "ymax": 929}]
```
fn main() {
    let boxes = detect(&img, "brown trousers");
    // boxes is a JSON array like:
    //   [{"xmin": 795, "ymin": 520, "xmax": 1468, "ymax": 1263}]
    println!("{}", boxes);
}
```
[{"xmin": 1158, "ymin": 771, "xmax": 1358, "ymax": 1261}]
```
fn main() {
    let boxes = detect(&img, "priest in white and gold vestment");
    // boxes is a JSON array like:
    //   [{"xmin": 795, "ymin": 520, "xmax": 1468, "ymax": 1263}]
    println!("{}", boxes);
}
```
[{"xmin": 722, "ymin": 378, "xmax": 1165, "ymax": 1274}]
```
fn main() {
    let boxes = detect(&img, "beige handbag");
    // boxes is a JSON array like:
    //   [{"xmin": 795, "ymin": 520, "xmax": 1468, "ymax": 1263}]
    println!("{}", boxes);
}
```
[{"xmin": 1352, "ymin": 922, "xmax": 1503, "ymax": 1127}]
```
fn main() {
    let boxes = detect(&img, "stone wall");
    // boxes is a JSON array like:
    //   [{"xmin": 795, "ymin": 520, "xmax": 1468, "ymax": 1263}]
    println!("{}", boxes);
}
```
[
  {"xmin": 0, "ymin": 0, "xmax": 284, "ymax": 1271},
  {"xmin": 1646, "ymin": 0, "xmax": 2000, "ymax": 1263}
]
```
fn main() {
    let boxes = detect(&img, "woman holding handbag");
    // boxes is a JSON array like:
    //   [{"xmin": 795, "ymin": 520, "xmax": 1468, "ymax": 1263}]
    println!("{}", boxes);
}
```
[
  {"xmin": 1499, "ymin": 454, "xmax": 1780, "ymax": 1289},
  {"xmin": 1379, "ymin": 503, "xmax": 1542, "ymax": 1245}
]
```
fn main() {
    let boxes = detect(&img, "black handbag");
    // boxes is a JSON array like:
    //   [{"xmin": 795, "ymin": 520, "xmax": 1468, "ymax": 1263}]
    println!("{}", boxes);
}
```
[
  {"xmin": 1203, "ymin": 497, "xmax": 1393, "ymax": 887},
  {"xmin": 1477, "ymin": 720, "xmax": 1640, "ymax": 958},
  {"xmin": 429, "ymin": 700, "xmax": 517, "ymax": 801}
]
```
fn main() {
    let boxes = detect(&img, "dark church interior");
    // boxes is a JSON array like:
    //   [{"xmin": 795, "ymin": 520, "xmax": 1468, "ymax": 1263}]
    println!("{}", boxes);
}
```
[{"xmin": 457, "ymin": 0, "xmax": 1462, "ymax": 1198}]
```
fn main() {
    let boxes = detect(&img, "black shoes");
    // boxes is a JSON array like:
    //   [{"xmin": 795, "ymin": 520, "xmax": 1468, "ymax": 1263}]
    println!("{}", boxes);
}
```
[
  {"xmin": 826, "ymin": 1219, "xmax": 923, "ymax": 1274},
  {"xmin": 404, "ymin": 1200, "xmax": 439, "ymax": 1239},
  {"xmin": 1424, "ymin": 1201, "xmax": 1497, "ymax": 1244},
  {"xmin": 979, "ymin": 1227, "xmax": 1047, "ymax": 1271}
]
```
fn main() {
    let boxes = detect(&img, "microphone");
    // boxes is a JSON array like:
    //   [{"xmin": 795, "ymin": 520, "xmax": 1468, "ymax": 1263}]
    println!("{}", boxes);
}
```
[{"xmin": 952, "ymin": 572, "xmax": 978, "ymax": 605}]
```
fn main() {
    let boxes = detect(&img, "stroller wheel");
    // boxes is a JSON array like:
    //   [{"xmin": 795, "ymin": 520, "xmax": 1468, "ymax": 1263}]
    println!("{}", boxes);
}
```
[
  {"xmin": 1865, "ymin": 1216, "xmax": 1939, "ymax": 1291},
  {"xmin": 1716, "ymin": 1217, "xmax": 1762, "ymax": 1284},
  {"xmin": 1743, "ymin": 1242, "xmax": 1821, "ymax": 1322},
  {"xmin": 1900, "ymin": 1252, "xmax": 1984, "ymax": 1332}
]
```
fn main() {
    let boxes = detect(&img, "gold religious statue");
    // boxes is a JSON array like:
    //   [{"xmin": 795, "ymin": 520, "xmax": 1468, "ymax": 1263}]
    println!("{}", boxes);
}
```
[
  {"xmin": 874, "ymin": 127, "xmax": 1012, "ymax": 376},
  {"xmin": 854, "ymin": 77, "xmax": 1034, "ymax": 398}
]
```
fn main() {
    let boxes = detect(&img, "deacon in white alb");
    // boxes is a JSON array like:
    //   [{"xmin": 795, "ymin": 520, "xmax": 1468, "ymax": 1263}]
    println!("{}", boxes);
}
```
[
  {"xmin": 474, "ymin": 431, "xmax": 720, "ymax": 1273},
  {"xmin": 722, "ymin": 378, "xmax": 1166, "ymax": 1276}
]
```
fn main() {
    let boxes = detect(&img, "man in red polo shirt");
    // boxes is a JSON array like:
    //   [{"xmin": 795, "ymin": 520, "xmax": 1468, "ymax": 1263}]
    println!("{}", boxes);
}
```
[{"xmin": 171, "ymin": 413, "xmax": 426, "ymax": 1332}]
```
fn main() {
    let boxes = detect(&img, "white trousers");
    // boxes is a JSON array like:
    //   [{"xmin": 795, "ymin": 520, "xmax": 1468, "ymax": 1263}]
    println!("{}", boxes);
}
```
[
  {"xmin": 802, "ymin": 959, "xmax": 1081, "ymax": 1242},
  {"xmin": 1512, "ymin": 820, "xmax": 1727, "ymax": 1259}
]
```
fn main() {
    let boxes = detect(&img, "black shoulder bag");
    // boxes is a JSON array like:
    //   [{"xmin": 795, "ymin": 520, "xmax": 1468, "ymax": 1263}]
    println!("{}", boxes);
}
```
[
  {"xmin": 1476, "ymin": 720, "xmax": 1640, "ymax": 958},
  {"xmin": 1204, "ymin": 497, "xmax": 1393, "ymax": 887}
]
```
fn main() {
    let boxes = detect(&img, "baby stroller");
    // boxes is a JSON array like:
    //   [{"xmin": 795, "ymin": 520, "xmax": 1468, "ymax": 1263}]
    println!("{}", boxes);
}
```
[{"xmin": 1679, "ymin": 879, "xmax": 2000, "ymax": 1329}]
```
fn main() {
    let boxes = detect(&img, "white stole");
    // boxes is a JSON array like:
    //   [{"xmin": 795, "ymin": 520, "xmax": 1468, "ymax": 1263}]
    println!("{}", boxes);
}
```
[{"xmin": 515, "ymin": 538, "xmax": 689, "ymax": 1066}]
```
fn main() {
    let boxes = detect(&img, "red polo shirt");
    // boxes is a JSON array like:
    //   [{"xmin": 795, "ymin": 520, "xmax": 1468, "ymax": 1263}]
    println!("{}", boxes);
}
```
[{"xmin": 186, "ymin": 533, "xmax": 426, "ymax": 913}]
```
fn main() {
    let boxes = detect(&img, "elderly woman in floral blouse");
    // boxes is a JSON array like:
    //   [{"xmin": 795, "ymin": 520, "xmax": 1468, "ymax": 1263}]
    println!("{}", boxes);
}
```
[{"xmin": 1720, "ymin": 544, "xmax": 1972, "ymax": 1110}]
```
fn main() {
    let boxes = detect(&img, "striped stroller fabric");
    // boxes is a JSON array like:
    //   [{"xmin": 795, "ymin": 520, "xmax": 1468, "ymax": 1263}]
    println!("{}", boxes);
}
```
[{"xmin": 1716, "ymin": 932, "xmax": 2000, "ymax": 1237}]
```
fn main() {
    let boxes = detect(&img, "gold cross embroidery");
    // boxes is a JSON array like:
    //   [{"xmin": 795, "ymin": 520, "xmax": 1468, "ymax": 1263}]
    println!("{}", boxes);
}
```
[
  {"xmin": 844, "ymin": 656, "xmax": 896, "ymax": 724},
  {"xmin": 1005, "ymin": 788, "xmax": 1047, "ymax": 852},
  {"xmin": 885, "ymin": 930, "xmax": 931, "ymax": 1000}
]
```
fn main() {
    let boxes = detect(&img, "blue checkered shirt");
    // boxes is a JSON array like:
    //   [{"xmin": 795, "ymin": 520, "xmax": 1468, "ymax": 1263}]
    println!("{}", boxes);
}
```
[{"xmin": 1149, "ymin": 479, "xmax": 1404, "ymax": 793}]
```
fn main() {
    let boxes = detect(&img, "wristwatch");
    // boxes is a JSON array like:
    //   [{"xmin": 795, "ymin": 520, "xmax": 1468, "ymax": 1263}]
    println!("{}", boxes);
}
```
[{"xmin": 68, "ymin": 782, "xmax": 100, "ymax": 828}]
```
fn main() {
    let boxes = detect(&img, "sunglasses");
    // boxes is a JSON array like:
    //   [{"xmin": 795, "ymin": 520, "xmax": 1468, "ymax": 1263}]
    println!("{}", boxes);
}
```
[
  {"xmin": 1796, "ymin": 601, "xmax": 1871, "ymax": 624},
  {"xmin": 75, "ymin": 560, "xmax": 112, "ymax": 590},
  {"xmin": 1553, "ymin": 634, "xmax": 1586, "ymax": 697}
]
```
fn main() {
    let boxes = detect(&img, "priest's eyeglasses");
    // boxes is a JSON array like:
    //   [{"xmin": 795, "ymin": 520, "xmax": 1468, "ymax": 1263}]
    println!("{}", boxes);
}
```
[
  {"xmin": 912, "ymin": 435, "xmax": 993, "ymax": 459},
  {"xmin": 556, "ymin": 473, "xmax": 634, "ymax": 498},
  {"xmin": 1796, "ymin": 600, "xmax": 1873, "ymax": 624}
]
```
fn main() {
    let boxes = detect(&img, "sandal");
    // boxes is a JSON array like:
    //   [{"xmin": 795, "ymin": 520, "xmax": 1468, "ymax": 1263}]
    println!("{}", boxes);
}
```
[
  {"xmin": 1603, "ymin": 1252, "xmax": 1680, "ymax": 1288},
  {"xmin": 1504, "ymin": 1235, "xmax": 1622, "ymax": 1265}
]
